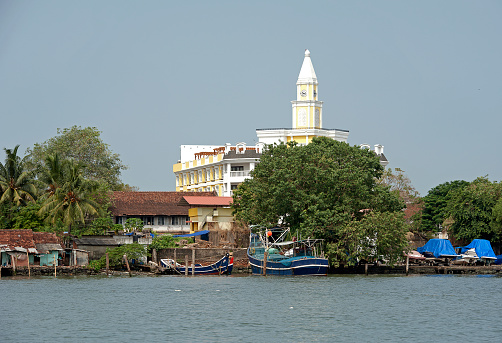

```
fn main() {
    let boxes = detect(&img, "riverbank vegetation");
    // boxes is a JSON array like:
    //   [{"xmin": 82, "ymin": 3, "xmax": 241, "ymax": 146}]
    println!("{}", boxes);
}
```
[{"xmin": 0, "ymin": 126, "xmax": 131, "ymax": 236}]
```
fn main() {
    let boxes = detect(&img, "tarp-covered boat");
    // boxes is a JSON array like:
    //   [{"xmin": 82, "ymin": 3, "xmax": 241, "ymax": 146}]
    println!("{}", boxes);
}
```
[
  {"xmin": 459, "ymin": 239, "xmax": 496, "ymax": 262},
  {"xmin": 417, "ymin": 239, "xmax": 459, "ymax": 258},
  {"xmin": 160, "ymin": 253, "xmax": 233, "ymax": 275}
]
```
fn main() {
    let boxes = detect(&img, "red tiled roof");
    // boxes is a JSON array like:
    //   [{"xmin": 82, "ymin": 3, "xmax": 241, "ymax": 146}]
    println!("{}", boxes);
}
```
[
  {"xmin": 33, "ymin": 232, "xmax": 62, "ymax": 245},
  {"xmin": 0, "ymin": 229, "xmax": 37, "ymax": 250},
  {"xmin": 110, "ymin": 191, "xmax": 217, "ymax": 216},
  {"xmin": 179, "ymin": 196, "xmax": 233, "ymax": 207}
]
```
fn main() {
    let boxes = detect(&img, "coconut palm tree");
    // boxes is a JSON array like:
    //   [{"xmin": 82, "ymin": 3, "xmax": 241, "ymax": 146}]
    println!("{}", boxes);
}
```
[
  {"xmin": 38, "ymin": 153, "xmax": 67, "ymax": 198},
  {"xmin": 0, "ymin": 145, "xmax": 37, "ymax": 206},
  {"xmin": 38, "ymin": 160, "xmax": 101, "ymax": 238}
]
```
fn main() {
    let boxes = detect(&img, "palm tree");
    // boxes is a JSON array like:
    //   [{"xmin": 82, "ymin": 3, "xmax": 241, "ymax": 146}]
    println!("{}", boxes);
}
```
[
  {"xmin": 38, "ymin": 153, "xmax": 67, "ymax": 198},
  {"xmin": 38, "ymin": 160, "xmax": 101, "ymax": 238},
  {"xmin": 0, "ymin": 145, "xmax": 37, "ymax": 206}
]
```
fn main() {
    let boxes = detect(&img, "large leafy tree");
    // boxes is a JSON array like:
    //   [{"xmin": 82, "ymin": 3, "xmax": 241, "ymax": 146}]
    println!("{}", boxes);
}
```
[
  {"xmin": 38, "ymin": 160, "xmax": 102, "ymax": 237},
  {"xmin": 444, "ymin": 177, "xmax": 502, "ymax": 242},
  {"xmin": 232, "ymin": 137, "xmax": 405, "ymax": 263},
  {"xmin": 0, "ymin": 145, "xmax": 37, "ymax": 206},
  {"xmin": 26, "ymin": 126, "xmax": 128, "ymax": 190},
  {"xmin": 420, "ymin": 180, "xmax": 470, "ymax": 233}
]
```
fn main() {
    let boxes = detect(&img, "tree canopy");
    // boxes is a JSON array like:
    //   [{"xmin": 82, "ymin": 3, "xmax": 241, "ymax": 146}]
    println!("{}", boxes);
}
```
[
  {"xmin": 0, "ymin": 145, "xmax": 37, "ymax": 206},
  {"xmin": 419, "ymin": 180, "xmax": 469, "ymax": 234},
  {"xmin": 232, "ymin": 137, "xmax": 406, "ymax": 265},
  {"xmin": 444, "ymin": 177, "xmax": 502, "ymax": 242},
  {"xmin": 26, "ymin": 126, "xmax": 128, "ymax": 190}
]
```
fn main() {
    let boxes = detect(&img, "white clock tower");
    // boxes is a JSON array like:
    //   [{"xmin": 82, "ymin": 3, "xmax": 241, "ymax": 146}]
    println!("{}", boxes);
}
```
[{"xmin": 292, "ymin": 49, "xmax": 323, "ymax": 129}]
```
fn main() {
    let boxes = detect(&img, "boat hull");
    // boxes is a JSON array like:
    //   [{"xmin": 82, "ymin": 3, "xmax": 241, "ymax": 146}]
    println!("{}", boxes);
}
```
[
  {"xmin": 247, "ymin": 249, "xmax": 328, "ymax": 276},
  {"xmin": 161, "ymin": 254, "xmax": 233, "ymax": 275}
]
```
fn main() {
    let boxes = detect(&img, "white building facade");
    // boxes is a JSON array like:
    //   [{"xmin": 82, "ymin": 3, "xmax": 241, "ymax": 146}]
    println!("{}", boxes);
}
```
[{"xmin": 173, "ymin": 142, "xmax": 264, "ymax": 196}]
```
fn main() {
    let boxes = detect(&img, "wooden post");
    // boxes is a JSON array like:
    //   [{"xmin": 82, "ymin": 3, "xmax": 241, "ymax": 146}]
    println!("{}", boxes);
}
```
[
  {"xmin": 263, "ymin": 251, "xmax": 268, "ymax": 276},
  {"xmin": 174, "ymin": 248, "xmax": 177, "ymax": 266},
  {"xmin": 12, "ymin": 254, "xmax": 16, "ymax": 275},
  {"xmin": 27, "ymin": 251, "xmax": 30, "ymax": 278},
  {"xmin": 123, "ymin": 254, "xmax": 131, "ymax": 277},
  {"xmin": 191, "ymin": 249, "xmax": 195, "ymax": 276},
  {"xmin": 185, "ymin": 254, "xmax": 189, "ymax": 276},
  {"xmin": 365, "ymin": 263, "xmax": 368, "ymax": 276},
  {"xmin": 54, "ymin": 255, "xmax": 57, "ymax": 277},
  {"xmin": 405, "ymin": 256, "xmax": 409, "ymax": 276},
  {"xmin": 106, "ymin": 253, "xmax": 109, "ymax": 276}
]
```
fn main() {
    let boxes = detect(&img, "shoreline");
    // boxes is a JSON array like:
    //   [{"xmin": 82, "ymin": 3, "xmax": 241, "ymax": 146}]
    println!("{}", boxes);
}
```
[{"xmin": 2, "ymin": 264, "xmax": 502, "ymax": 277}]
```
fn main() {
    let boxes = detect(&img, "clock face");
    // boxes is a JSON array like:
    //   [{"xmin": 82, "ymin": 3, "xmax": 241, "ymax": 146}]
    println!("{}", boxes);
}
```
[{"xmin": 300, "ymin": 89, "xmax": 307, "ymax": 97}]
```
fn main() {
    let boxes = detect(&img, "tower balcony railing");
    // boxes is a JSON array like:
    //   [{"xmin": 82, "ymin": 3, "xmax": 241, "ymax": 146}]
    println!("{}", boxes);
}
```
[{"xmin": 228, "ymin": 171, "xmax": 250, "ymax": 178}]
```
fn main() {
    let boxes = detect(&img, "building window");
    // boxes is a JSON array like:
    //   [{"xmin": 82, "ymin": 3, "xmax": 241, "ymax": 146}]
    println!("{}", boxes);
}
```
[
  {"xmin": 171, "ymin": 216, "xmax": 188, "ymax": 226},
  {"xmin": 231, "ymin": 184, "xmax": 238, "ymax": 190},
  {"xmin": 143, "ymin": 216, "xmax": 154, "ymax": 226},
  {"xmin": 116, "ymin": 216, "xmax": 124, "ymax": 225},
  {"xmin": 158, "ymin": 216, "xmax": 165, "ymax": 225},
  {"xmin": 231, "ymin": 166, "xmax": 244, "ymax": 171}
]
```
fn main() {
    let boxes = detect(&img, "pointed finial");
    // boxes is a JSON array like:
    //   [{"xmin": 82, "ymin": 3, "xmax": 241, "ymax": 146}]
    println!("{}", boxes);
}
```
[{"xmin": 305, "ymin": 49, "xmax": 310, "ymax": 57}]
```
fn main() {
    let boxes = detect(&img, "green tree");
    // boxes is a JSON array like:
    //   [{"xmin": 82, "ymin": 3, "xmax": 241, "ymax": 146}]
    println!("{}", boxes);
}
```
[
  {"xmin": 26, "ymin": 126, "xmax": 128, "ymax": 190},
  {"xmin": 88, "ymin": 243, "xmax": 148, "ymax": 271},
  {"xmin": 232, "ymin": 137, "xmax": 405, "ymax": 264},
  {"xmin": 124, "ymin": 218, "xmax": 144, "ymax": 233},
  {"xmin": 148, "ymin": 234, "xmax": 191, "ymax": 252},
  {"xmin": 444, "ymin": 177, "xmax": 502, "ymax": 242},
  {"xmin": 377, "ymin": 167, "xmax": 420, "ymax": 205},
  {"xmin": 38, "ymin": 161, "xmax": 102, "ymax": 237},
  {"xmin": 0, "ymin": 145, "xmax": 37, "ymax": 206},
  {"xmin": 420, "ymin": 180, "xmax": 470, "ymax": 233},
  {"xmin": 326, "ymin": 211, "xmax": 408, "ymax": 267}
]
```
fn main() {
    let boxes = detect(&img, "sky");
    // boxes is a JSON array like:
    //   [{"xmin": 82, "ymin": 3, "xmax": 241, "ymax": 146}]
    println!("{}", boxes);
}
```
[{"xmin": 1, "ymin": 1, "xmax": 501, "ymax": 196}]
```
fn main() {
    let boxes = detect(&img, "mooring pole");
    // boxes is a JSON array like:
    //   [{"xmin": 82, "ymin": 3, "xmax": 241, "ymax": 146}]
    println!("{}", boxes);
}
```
[
  {"xmin": 53, "ymin": 255, "xmax": 57, "ymax": 277},
  {"xmin": 185, "ymin": 254, "xmax": 189, "ymax": 276},
  {"xmin": 123, "ymin": 254, "xmax": 131, "ymax": 277},
  {"xmin": 26, "ymin": 251, "xmax": 30, "ymax": 278},
  {"xmin": 406, "ymin": 256, "xmax": 409, "ymax": 276},
  {"xmin": 106, "ymin": 253, "xmax": 109, "ymax": 276},
  {"xmin": 191, "ymin": 249, "xmax": 195, "ymax": 276},
  {"xmin": 365, "ymin": 263, "xmax": 368, "ymax": 276},
  {"xmin": 263, "ymin": 251, "xmax": 268, "ymax": 276}
]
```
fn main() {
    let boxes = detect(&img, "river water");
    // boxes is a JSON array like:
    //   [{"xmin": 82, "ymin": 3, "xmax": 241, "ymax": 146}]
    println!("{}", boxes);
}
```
[{"xmin": 1, "ymin": 274, "xmax": 501, "ymax": 342}]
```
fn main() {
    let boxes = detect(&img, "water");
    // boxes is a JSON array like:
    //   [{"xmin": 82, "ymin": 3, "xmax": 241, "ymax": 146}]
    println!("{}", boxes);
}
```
[{"xmin": 1, "ymin": 274, "xmax": 501, "ymax": 342}]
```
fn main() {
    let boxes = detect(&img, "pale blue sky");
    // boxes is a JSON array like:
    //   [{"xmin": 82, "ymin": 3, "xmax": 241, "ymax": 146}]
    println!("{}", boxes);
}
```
[{"xmin": 1, "ymin": 1, "xmax": 501, "ymax": 195}]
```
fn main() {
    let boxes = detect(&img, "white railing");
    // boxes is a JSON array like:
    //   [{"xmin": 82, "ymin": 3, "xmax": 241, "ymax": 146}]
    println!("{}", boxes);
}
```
[{"xmin": 229, "ymin": 171, "xmax": 249, "ymax": 177}]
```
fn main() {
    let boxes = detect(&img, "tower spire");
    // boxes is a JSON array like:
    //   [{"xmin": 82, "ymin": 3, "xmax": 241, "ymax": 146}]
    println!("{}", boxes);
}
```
[{"xmin": 297, "ymin": 49, "xmax": 317, "ymax": 84}]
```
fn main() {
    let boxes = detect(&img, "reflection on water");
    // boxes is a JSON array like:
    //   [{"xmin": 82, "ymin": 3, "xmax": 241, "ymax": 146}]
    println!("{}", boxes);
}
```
[{"xmin": 1, "ymin": 274, "xmax": 501, "ymax": 342}]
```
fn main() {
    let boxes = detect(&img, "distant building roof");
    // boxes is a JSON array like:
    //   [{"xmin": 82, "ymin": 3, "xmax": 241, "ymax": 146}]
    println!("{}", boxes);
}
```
[
  {"xmin": 111, "ymin": 191, "xmax": 217, "ymax": 216},
  {"xmin": 178, "ymin": 196, "xmax": 233, "ymax": 207},
  {"xmin": 73, "ymin": 236, "xmax": 119, "ymax": 246}
]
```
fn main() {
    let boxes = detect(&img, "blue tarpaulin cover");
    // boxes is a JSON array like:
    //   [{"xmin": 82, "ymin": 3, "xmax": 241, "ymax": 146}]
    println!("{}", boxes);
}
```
[
  {"xmin": 417, "ymin": 239, "xmax": 459, "ymax": 258},
  {"xmin": 460, "ymin": 239, "xmax": 496, "ymax": 259},
  {"xmin": 173, "ymin": 230, "xmax": 210, "ymax": 238}
]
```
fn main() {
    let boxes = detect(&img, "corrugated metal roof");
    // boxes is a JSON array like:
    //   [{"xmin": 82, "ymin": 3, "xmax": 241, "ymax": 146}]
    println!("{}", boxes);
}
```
[{"xmin": 179, "ymin": 196, "xmax": 233, "ymax": 206}]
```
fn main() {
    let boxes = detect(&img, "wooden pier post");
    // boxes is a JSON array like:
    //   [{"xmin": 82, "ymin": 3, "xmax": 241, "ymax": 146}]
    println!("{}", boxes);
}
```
[
  {"xmin": 123, "ymin": 254, "xmax": 132, "ymax": 277},
  {"xmin": 191, "ymin": 249, "xmax": 195, "ymax": 276},
  {"xmin": 27, "ymin": 251, "xmax": 30, "ymax": 278},
  {"xmin": 263, "ymin": 251, "xmax": 268, "ymax": 276},
  {"xmin": 12, "ymin": 255, "xmax": 16, "ymax": 275},
  {"xmin": 365, "ymin": 263, "xmax": 368, "ymax": 276},
  {"xmin": 174, "ymin": 248, "xmax": 177, "ymax": 266},
  {"xmin": 106, "ymin": 253, "xmax": 109, "ymax": 276},
  {"xmin": 405, "ymin": 256, "xmax": 409, "ymax": 276},
  {"xmin": 54, "ymin": 255, "xmax": 57, "ymax": 277},
  {"xmin": 185, "ymin": 254, "xmax": 189, "ymax": 276}
]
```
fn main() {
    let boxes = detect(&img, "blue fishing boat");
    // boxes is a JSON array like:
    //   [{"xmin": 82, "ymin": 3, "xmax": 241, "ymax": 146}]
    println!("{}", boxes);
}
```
[
  {"xmin": 247, "ymin": 227, "xmax": 328, "ymax": 276},
  {"xmin": 160, "ymin": 253, "xmax": 233, "ymax": 275}
]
